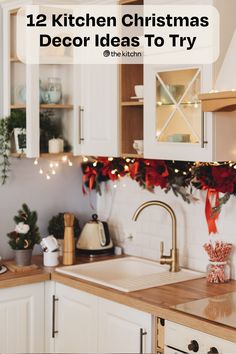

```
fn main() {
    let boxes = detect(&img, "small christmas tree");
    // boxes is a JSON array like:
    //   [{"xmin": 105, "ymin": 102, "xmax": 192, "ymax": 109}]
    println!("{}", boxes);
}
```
[{"xmin": 7, "ymin": 203, "xmax": 41, "ymax": 250}]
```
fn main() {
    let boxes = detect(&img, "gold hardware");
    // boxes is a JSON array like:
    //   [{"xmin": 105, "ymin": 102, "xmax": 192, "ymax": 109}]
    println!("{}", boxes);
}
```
[{"xmin": 132, "ymin": 200, "xmax": 180, "ymax": 272}]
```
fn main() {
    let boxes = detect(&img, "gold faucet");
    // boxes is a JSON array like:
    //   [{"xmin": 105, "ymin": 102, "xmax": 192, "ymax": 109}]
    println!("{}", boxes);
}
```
[{"xmin": 132, "ymin": 200, "xmax": 180, "ymax": 272}]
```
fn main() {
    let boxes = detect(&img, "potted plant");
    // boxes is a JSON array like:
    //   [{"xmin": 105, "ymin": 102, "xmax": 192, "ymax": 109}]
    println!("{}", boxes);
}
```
[
  {"xmin": 7, "ymin": 203, "xmax": 41, "ymax": 266},
  {"xmin": 0, "ymin": 110, "xmax": 26, "ymax": 184},
  {"xmin": 48, "ymin": 212, "xmax": 80, "ymax": 255}
]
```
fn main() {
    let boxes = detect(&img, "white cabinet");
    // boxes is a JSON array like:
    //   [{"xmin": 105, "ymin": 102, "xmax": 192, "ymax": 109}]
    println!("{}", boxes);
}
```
[
  {"xmin": 144, "ymin": 64, "xmax": 236, "ymax": 162},
  {"xmin": 98, "ymin": 298, "xmax": 152, "ymax": 353},
  {"xmin": 50, "ymin": 283, "xmax": 152, "ymax": 354},
  {"xmin": 52, "ymin": 282, "xmax": 98, "ymax": 354},
  {"xmin": 2, "ymin": 1, "xmax": 119, "ymax": 159},
  {"xmin": 165, "ymin": 321, "xmax": 236, "ymax": 354},
  {"xmin": 75, "ymin": 64, "xmax": 119, "ymax": 157},
  {"xmin": 0, "ymin": 282, "xmax": 45, "ymax": 353}
]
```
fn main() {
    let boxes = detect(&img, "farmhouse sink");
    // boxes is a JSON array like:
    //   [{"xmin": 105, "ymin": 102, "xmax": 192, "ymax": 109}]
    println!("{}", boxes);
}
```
[{"xmin": 56, "ymin": 257, "xmax": 204, "ymax": 292}]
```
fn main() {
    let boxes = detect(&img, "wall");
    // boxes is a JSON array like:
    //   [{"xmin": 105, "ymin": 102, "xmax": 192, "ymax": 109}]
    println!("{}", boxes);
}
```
[
  {"xmin": 0, "ymin": 158, "xmax": 95, "ymax": 259},
  {"xmin": 97, "ymin": 177, "xmax": 236, "ymax": 279}
]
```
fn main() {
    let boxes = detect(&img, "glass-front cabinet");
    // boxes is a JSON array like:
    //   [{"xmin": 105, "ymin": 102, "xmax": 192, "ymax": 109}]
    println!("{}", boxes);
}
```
[
  {"xmin": 144, "ymin": 64, "xmax": 217, "ymax": 162},
  {"xmin": 155, "ymin": 68, "xmax": 201, "ymax": 145}
]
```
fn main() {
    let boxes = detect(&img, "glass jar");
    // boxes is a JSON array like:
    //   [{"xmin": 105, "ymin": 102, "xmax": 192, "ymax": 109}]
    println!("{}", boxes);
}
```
[
  {"xmin": 46, "ymin": 77, "xmax": 62, "ymax": 104},
  {"xmin": 206, "ymin": 261, "xmax": 230, "ymax": 283}
]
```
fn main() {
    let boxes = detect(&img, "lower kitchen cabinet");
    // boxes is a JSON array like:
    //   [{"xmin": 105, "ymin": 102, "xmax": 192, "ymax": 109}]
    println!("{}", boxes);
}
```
[
  {"xmin": 0, "ymin": 282, "xmax": 45, "ymax": 353},
  {"xmin": 165, "ymin": 321, "xmax": 236, "ymax": 354},
  {"xmin": 98, "ymin": 298, "xmax": 152, "ymax": 354},
  {"xmin": 52, "ymin": 282, "xmax": 98, "ymax": 353},
  {"xmin": 50, "ymin": 283, "xmax": 152, "ymax": 354}
]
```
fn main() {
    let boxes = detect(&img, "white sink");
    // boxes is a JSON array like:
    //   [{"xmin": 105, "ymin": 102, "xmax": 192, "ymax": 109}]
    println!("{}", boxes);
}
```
[{"xmin": 56, "ymin": 257, "xmax": 204, "ymax": 292}]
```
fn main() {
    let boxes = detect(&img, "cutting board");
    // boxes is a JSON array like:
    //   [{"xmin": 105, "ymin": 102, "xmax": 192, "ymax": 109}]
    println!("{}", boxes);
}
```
[{"xmin": 4, "ymin": 261, "xmax": 39, "ymax": 273}]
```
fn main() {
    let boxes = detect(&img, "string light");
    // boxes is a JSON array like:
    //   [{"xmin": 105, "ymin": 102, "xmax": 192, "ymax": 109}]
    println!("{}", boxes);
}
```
[
  {"xmin": 68, "ymin": 160, "xmax": 73, "ymax": 167},
  {"xmin": 34, "ymin": 159, "xmax": 38, "ymax": 165},
  {"xmin": 55, "ymin": 162, "xmax": 59, "ymax": 168},
  {"xmin": 113, "ymin": 184, "xmax": 117, "ymax": 188},
  {"xmin": 124, "ymin": 165, "xmax": 129, "ymax": 171},
  {"xmin": 93, "ymin": 161, "xmax": 97, "ymax": 167},
  {"xmin": 62, "ymin": 155, "xmax": 68, "ymax": 163},
  {"xmin": 46, "ymin": 174, "xmax": 51, "ymax": 180},
  {"xmin": 111, "ymin": 169, "xmax": 117, "ymax": 174},
  {"xmin": 83, "ymin": 156, "xmax": 88, "ymax": 162},
  {"xmin": 126, "ymin": 158, "xmax": 131, "ymax": 163},
  {"xmin": 174, "ymin": 169, "xmax": 179, "ymax": 173},
  {"xmin": 51, "ymin": 170, "xmax": 56, "ymax": 175},
  {"xmin": 39, "ymin": 169, "xmax": 43, "ymax": 175},
  {"xmin": 49, "ymin": 162, "xmax": 54, "ymax": 168},
  {"xmin": 108, "ymin": 157, "xmax": 114, "ymax": 161}
]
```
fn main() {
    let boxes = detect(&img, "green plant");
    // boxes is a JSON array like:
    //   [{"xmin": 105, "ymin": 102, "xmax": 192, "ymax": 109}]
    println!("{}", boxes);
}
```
[
  {"xmin": 7, "ymin": 109, "xmax": 26, "ymax": 131},
  {"xmin": 48, "ymin": 212, "xmax": 80, "ymax": 239},
  {"xmin": 7, "ymin": 203, "xmax": 41, "ymax": 250},
  {"xmin": 0, "ymin": 110, "xmax": 26, "ymax": 184},
  {"xmin": 0, "ymin": 118, "xmax": 11, "ymax": 184}
]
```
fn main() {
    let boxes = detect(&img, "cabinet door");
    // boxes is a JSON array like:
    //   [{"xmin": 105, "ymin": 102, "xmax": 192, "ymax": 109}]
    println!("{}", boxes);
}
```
[
  {"xmin": 98, "ymin": 298, "xmax": 152, "ymax": 353},
  {"xmin": 54, "ymin": 283, "xmax": 98, "ymax": 353},
  {"xmin": 0, "ymin": 282, "xmax": 45, "ymax": 353},
  {"xmin": 144, "ymin": 64, "xmax": 214, "ymax": 162},
  {"xmin": 77, "ymin": 64, "xmax": 119, "ymax": 157}
]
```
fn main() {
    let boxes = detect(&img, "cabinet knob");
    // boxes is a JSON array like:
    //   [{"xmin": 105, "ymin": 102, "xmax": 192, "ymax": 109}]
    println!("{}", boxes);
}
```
[
  {"xmin": 207, "ymin": 347, "xmax": 219, "ymax": 354},
  {"xmin": 188, "ymin": 340, "xmax": 199, "ymax": 352}
]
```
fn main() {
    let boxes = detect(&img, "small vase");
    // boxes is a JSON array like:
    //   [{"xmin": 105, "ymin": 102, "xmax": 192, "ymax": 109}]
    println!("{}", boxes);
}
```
[{"xmin": 15, "ymin": 249, "xmax": 33, "ymax": 266}]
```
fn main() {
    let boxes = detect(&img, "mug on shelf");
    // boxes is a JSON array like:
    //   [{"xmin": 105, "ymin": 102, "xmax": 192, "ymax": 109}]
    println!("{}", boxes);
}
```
[
  {"xmin": 133, "ymin": 140, "xmax": 144, "ymax": 155},
  {"xmin": 134, "ymin": 85, "xmax": 144, "ymax": 99}
]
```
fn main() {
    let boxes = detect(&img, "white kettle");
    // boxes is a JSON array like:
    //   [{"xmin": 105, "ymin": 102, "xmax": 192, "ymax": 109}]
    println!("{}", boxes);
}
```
[{"xmin": 76, "ymin": 214, "xmax": 114, "ymax": 256}]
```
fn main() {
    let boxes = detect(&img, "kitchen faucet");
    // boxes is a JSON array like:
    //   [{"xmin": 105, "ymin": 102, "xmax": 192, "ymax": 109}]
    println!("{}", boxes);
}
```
[{"xmin": 132, "ymin": 201, "xmax": 180, "ymax": 272}]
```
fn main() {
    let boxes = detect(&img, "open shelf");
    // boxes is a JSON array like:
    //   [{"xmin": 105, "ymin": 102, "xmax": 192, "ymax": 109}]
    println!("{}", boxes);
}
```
[
  {"xmin": 40, "ymin": 152, "xmax": 73, "ymax": 159},
  {"xmin": 10, "ymin": 56, "xmax": 21, "ymax": 63},
  {"xmin": 11, "ymin": 104, "xmax": 73, "ymax": 110},
  {"xmin": 122, "ymin": 101, "xmax": 143, "ymax": 107},
  {"xmin": 40, "ymin": 104, "xmax": 73, "ymax": 110},
  {"xmin": 11, "ymin": 152, "xmax": 73, "ymax": 159},
  {"xmin": 121, "ymin": 153, "xmax": 143, "ymax": 158},
  {"xmin": 199, "ymin": 91, "xmax": 236, "ymax": 112},
  {"xmin": 11, "ymin": 104, "xmax": 26, "ymax": 109}
]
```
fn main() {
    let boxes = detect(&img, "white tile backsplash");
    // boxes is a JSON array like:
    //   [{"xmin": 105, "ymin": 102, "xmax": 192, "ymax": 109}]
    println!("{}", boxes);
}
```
[{"xmin": 97, "ymin": 177, "xmax": 236, "ymax": 279}]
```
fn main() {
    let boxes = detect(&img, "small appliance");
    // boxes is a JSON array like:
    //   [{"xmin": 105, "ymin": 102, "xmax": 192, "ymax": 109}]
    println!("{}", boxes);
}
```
[{"xmin": 76, "ymin": 214, "xmax": 114, "ymax": 256}]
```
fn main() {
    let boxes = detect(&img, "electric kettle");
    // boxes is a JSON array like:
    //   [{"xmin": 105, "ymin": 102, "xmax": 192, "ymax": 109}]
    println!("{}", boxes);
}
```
[{"xmin": 76, "ymin": 214, "xmax": 114, "ymax": 256}]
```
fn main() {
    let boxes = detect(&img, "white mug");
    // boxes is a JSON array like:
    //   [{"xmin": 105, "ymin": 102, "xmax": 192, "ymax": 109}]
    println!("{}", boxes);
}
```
[
  {"xmin": 133, "ymin": 140, "xmax": 144, "ymax": 155},
  {"xmin": 40, "ymin": 235, "xmax": 58, "ymax": 253},
  {"xmin": 134, "ymin": 85, "xmax": 144, "ymax": 98},
  {"xmin": 43, "ymin": 251, "xmax": 59, "ymax": 267}
]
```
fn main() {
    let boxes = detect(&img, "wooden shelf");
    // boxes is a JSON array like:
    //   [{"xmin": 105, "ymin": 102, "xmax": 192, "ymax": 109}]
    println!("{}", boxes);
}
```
[
  {"xmin": 121, "ymin": 153, "xmax": 143, "ymax": 158},
  {"xmin": 11, "ymin": 104, "xmax": 73, "ymax": 110},
  {"xmin": 11, "ymin": 104, "xmax": 26, "ymax": 109},
  {"xmin": 10, "ymin": 152, "xmax": 26, "ymax": 158},
  {"xmin": 199, "ymin": 91, "xmax": 236, "ymax": 112},
  {"xmin": 10, "ymin": 57, "xmax": 22, "ymax": 63},
  {"xmin": 40, "ymin": 152, "xmax": 73, "ymax": 159},
  {"xmin": 40, "ymin": 104, "xmax": 73, "ymax": 110},
  {"xmin": 122, "ymin": 101, "xmax": 143, "ymax": 107}
]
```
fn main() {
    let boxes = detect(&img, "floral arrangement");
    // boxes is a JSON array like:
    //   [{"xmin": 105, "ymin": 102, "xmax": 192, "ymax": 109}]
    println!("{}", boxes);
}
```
[
  {"xmin": 7, "ymin": 203, "xmax": 41, "ymax": 250},
  {"xmin": 81, "ymin": 157, "xmax": 236, "ymax": 234}
]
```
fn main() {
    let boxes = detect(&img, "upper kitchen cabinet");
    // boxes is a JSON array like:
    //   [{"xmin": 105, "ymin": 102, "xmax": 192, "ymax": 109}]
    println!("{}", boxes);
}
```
[
  {"xmin": 143, "ymin": 0, "xmax": 236, "ymax": 162},
  {"xmin": 74, "ymin": 64, "xmax": 119, "ymax": 157},
  {"xmin": 2, "ymin": 0, "xmax": 119, "ymax": 159}
]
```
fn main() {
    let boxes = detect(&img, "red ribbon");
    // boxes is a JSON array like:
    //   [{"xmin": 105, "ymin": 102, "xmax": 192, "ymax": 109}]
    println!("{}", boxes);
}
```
[{"xmin": 205, "ymin": 189, "xmax": 220, "ymax": 234}]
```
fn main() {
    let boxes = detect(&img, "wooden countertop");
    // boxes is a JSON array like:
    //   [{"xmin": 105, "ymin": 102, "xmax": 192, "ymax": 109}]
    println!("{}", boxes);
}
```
[{"xmin": 1, "ymin": 255, "xmax": 236, "ymax": 342}]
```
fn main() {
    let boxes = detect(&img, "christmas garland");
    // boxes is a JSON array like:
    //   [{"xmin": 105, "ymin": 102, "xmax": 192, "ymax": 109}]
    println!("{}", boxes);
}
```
[{"xmin": 81, "ymin": 157, "xmax": 236, "ymax": 234}]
